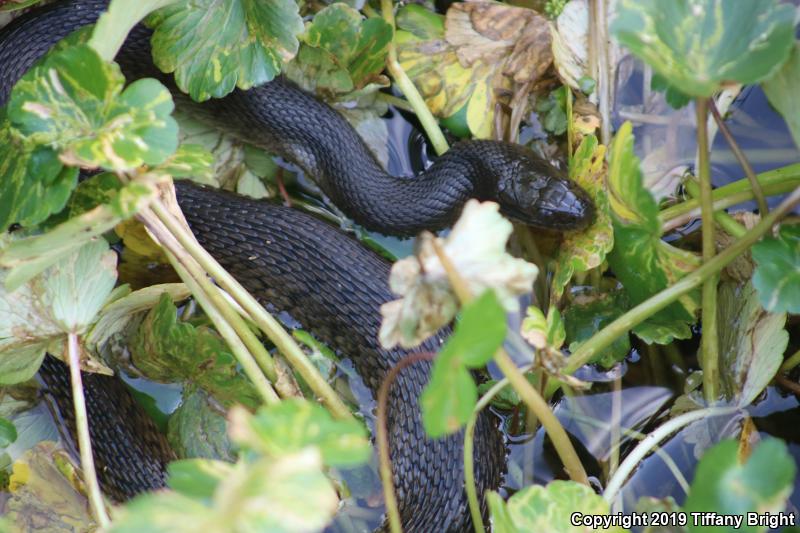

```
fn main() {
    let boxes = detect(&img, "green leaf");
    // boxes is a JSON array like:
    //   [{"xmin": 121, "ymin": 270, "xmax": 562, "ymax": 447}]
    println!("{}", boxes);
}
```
[
  {"xmin": 551, "ymin": 135, "xmax": 613, "ymax": 302},
  {"xmin": 488, "ymin": 480, "xmax": 628, "ymax": 533},
  {"xmin": 650, "ymin": 73, "xmax": 691, "ymax": 110},
  {"xmin": 0, "ymin": 116, "xmax": 78, "ymax": 233},
  {"xmin": 167, "ymin": 458, "xmax": 234, "ymax": 500},
  {"xmin": 0, "ymin": 418, "xmax": 17, "ymax": 448},
  {"xmin": 636, "ymin": 497, "xmax": 687, "ymax": 533},
  {"xmin": 718, "ymin": 281, "xmax": 787, "ymax": 406},
  {"xmin": 108, "ymin": 491, "xmax": 213, "ymax": 533},
  {"xmin": 521, "ymin": 306, "xmax": 565, "ymax": 350},
  {"xmin": 8, "ymin": 44, "xmax": 178, "ymax": 171},
  {"xmin": 684, "ymin": 439, "xmax": 795, "ymax": 533},
  {"xmin": 293, "ymin": 4, "xmax": 391, "ymax": 95},
  {"xmin": 151, "ymin": 144, "xmax": 214, "ymax": 179},
  {"xmin": 167, "ymin": 389, "xmax": 235, "ymax": 462},
  {"xmin": 535, "ymin": 88, "xmax": 568, "ymax": 135},
  {"xmin": 611, "ymin": 0, "xmax": 796, "ymax": 98},
  {"xmin": 130, "ymin": 293, "xmax": 259, "ymax": 409},
  {"xmin": 751, "ymin": 224, "xmax": 800, "ymax": 314},
  {"xmin": 228, "ymin": 399, "xmax": 370, "ymax": 468},
  {"xmin": 0, "ymin": 239, "xmax": 117, "ymax": 384},
  {"xmin": 564, "ymin": 291, "xmax": 630, "ymax": 369},
  {"xmin": 420, "ymin": 290, "xmax": 507, "ymax": 437},
  {"xmin": 148, "ymin": 0, "xmax": 303, "ymax": 101},
  {"xmin": 0, "ymin": 178, "xmax": 154, "ymax": 291},
  {"xmin": 764, "ymin": 42, "xmax": 800, "ymax": 152},
  {"xmin": 606, "ymin": 122, "xmax": 700, "ymax": 343}
]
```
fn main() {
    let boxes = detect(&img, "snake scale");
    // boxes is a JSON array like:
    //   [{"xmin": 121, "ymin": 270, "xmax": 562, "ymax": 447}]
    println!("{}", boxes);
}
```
[{"xmin": 0, "ymin": 1, "xmax": 594, "ymax": 531}]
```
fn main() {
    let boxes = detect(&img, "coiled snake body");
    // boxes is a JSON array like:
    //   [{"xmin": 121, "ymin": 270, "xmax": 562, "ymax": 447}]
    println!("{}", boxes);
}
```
[{"xmin": 0, "ymin": 1, "xmax": 594, "ymax": 531}]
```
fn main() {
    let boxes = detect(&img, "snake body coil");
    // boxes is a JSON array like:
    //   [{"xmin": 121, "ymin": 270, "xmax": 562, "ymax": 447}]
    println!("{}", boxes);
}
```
[{"xmin": 1, "ymin": 1, "xmax": 594, "ymax": 530}]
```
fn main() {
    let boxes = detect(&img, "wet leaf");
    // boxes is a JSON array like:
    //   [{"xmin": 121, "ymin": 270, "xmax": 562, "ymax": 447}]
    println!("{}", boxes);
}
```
[
  {"xmin": 718, "ymin": 281, "xmax": 787, "ymax": 406},
  {"xmin": 551, "ymin": 135, "xmax": 612, "ymax": 302},
  {"xmin": 488, "ymin": 480, "xmax": 627, "ymax": 532},
  {"xmin": 421, "ymin": 290, "xmax": 507, "ymax": 437},
  {"xmin": 564, "ymin": 291, "xmax": 630, "ymax": 369},
  {"xmin": 683, "ymin": 438, "xmax": 795, "ymax": 533},
  {"xmin": 131, "ymin": 293, "xmax": 259, "ymax": 409},
  {"xmin": 5, "ymin": 442, "xmax": 95, "ymax": 532},
  {"xmin": 167, "ymin": 388, "xmax": 235, "ymax": 462},
  {"xmin": 380, "ymin": 200, "xmax": 537, "ymax": 349},
  {"xmin": 611, "ymin": 0, "xmax": 795, "ymax": 98},
  {"xmin": 751, "ymin": 224, "xmax": 800, "ymax": 314},
  {"xmin": 9, "ymin": 44, "xmax": 178, "ymax": 171},
  {"xmin": 148, "ymin": 0, "xmax": 302, "ymax": 102},
  {"xmin": 396, "ymin": 2, "xmax": 551, "ymax": 138},
  {"xmin": 0, "ymin": 116, "xmax": 79, "ymax": 233},
  {"xmin": 606, "ymin": 122, "xmax": 700, "ymax": 344},
  {"xmin": 764, "ymin": 43, "xmax": 800, "ymax": 151},
  {"xmin": 228, "ymin": 399, "xmax": 370, "ymax": 467}
]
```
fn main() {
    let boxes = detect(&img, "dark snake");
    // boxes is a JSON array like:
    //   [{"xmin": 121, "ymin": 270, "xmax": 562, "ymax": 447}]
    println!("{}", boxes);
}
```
[{"xmin": 0, "ymin": 1, "xmax": 594, "ymax": 531}]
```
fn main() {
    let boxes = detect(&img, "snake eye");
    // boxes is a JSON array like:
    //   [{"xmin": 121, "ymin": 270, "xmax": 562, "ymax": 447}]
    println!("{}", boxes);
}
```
[{"xmin": 495, "ymin": 170, "xmax": 595, "ymax": 230}]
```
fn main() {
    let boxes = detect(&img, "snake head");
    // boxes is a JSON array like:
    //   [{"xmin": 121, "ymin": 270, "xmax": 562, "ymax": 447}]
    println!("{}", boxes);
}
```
[{"xmin": 491, "ymin": 148, "xmax": 595, "ymax": 231}]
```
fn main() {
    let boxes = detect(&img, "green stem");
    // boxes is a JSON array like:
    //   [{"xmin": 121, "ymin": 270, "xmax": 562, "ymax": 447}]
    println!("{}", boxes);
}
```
[
  {"xmin": 684, "ymin": 179, "xmax": 746, "ymax": 238},
  {"xmin": 139, "ymin": 208, "xmax": 280, "ymax": 404},
  {"xmin": 781, "ymin": 348, "xmax": 800, "ymax": 374},
  {"xmin": 463, "ymin": 368, "xmax": 530, "ymax": 533},
  {"xmin": 148, "ymin": 198, "xmax": 353, "ymax": 419},
  {"xmin": 565, "ymin": 186, "xmax": 800, "ymax": 373},
  {"xmin": 380, "ymin": 0, "xmax": 449, "ymax": 155},
  {"xmin": 66, "ymin": 333, "xmax": 110, "ymax": 528},
  {"xmin": 603, "ymin": 406, "xmax": 739, "ymax": 505},
  {"xmin": 377, "ymin": 353, "xmax": 436, "ymax": 533},
  {"xmin": 695, "ymin": 97, "xmax": 720, "ymax": 404},
  {"xmin": 659, "ymin": 164, "xmax": 800, "ymax": 230},
  {"xmin": 88, "ymin": 0, "xmax": 177, "ymax": 61},
  {"xmin": 709, "ymin": 99, "xmax": 768, "ymax": 215},
  {"xmin": 428, "ymin": 238, "xmax": 589, "ymax": 485}
]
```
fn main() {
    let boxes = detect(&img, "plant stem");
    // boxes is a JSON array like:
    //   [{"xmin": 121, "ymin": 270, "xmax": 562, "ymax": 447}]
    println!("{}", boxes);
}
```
[
  {"xmin": 380, "ymin": 0, "xmax": 449, "ymax": 155},
  {"xmin": 684, "ymin": 179, "xmax": 746, "ymax": 238},
  {"xmin": 148, "ymin": 197, "xmax": 353, "ymax": 420},
  {"xmin": 565, "ymin": 186, "xmax": 800, "ymax": 373},
  {"xmin": 66, "ymin": 333, "xmax": 110, "ymax": 528},
  {"xmin": 138, "ymin": 208, "xmax": 280, "ymax": 404},
  {"xmin": 603, "ymin": 406, "xmax": 739, "ymax": 505},
  {"xmin": 463, "ymin": 368, "xmax": 529, "ymax": 533},
  {"xmin": 709, "ymin": 100, "xmax": 768, "ymax": 215},
  {"xmin": 695, "ymin": 97, "xmax": 720, "ymax": 404},
  {"xmin": 377, "ymin": 352, "xmax": 436, "ymax": 533},
  {"xmin": 429, "ymin": 238, "xmax": 589, "ymax": 486},
  {"xmin": 659, "ymin": 164, "xmax": 800, "ymax": 231},
  {"xmin": 781, "ymin": 348, "xmax": 800, "ymax": 374}
]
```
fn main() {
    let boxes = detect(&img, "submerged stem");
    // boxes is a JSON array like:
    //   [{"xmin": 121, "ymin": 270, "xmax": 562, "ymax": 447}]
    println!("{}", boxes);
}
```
[
  {"xmin": 380, "ymin": 0, "xmax": 449, "ymax": 155},
  {"xmin": 709, "ymin": 99, "xmax": 768, "ymax": 215},
  {"xmin": 603, "ymin": 406, "xmax": 739, "ymax": 505},
  {"xmin": 695, "ymin": 97, "xmax": 720, "ymax": 404},
  {"xmin": 66, "ymin": 333, "xmax": 110, "ymax": 528}
]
